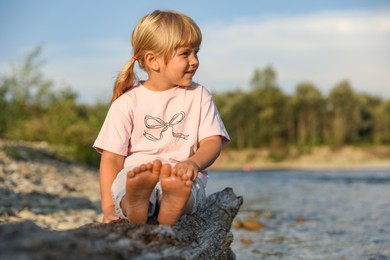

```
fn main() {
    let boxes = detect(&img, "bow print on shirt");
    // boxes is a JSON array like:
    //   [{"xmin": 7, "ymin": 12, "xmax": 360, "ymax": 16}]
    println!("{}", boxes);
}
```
[{"xmin": 143, "ymin": 111, "xmax": 189, "ymax": 141}]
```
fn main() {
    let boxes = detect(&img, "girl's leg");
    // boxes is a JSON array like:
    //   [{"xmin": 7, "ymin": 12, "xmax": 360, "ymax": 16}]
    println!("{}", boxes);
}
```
[
  {"xmin": 158, "ymin": 164, "xmax": 193, "ymax": 225},
  {"xmin": 121, "ymin": 160, "xmax": 162, "ymax": 224}
]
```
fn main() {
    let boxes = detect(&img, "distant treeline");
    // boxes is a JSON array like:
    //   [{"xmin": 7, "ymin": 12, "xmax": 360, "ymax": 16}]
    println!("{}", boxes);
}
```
[
  {"xmin": 214, "ymin": 67, "xmax": 390, "ymax": 152},
  {"xmin": 0, "ymin": 48, "xmax": 107, "ymax": 166},
  {"xmin": 1, "ymin": 48, "xmax": 389, "ymax": 166}
]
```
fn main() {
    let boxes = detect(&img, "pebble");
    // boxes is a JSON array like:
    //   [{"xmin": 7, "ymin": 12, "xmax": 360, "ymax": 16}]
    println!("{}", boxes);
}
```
[
  {"xmin": 242, "ymin": 219, "xmax": 266, "ymax": 231},
  {"xmin": 233, "ymin": 218, "xmax": 266, "ymax": 231},
  {"xmin": 240, "ymin": 237, "xmax": 253, "ymax": 247},
  {"xmin": 232, "ymin": 219, "xmax": 242, "ymax": 229},
  {"xmin": 0, "ymin": 139, "xmax": 101, "ymax": 230}
]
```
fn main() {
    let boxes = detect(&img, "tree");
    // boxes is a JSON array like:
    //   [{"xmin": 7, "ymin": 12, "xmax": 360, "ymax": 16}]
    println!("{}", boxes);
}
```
[
  {"xmin": 0, "ymin": 47, "xmax": 103, "ymax": 165},
  {"xmin": 327, "ymin": 80, "xmax": 358, "ymax": 147},
  {"xmin": 291, "ymin": 82, "xmax": 325, "ymax": 147},
  {"xmin": 0, "ymin": 85, "xmax": 7, "ymax": 135},
  {"xmin": 0, "ymin": 46, "xmax": 53, "ymax": 136},
  {"xmin": 250, "ymin": 67, "xmax": 287, "ymax": 148},
  {"xmin": 214, "ymin": 91, "xmax": 260, "ymax": 149},
  {"xmin": 250, "ymin": 65, "xmax": 277, "ymax": 90},
  {"xmin": 2, "ymin": 46, "xmax": 52, "ymax": 106},
  {"xmin": 354, "ymin": 93, "xmax": 381, "ymax": 144},
  {"xmin": 373, "ymin": 100, "xmax": 390, "ymax": 144}
]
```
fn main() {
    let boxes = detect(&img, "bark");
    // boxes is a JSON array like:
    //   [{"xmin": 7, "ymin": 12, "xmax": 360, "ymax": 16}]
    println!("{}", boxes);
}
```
[{"xmin": 0, "ymin": 188, "xmax": 243, "ymax": 260}]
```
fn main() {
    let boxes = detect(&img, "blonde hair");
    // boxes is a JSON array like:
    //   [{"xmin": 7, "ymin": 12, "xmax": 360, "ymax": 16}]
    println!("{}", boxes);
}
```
[{"xmin": 111, "ymin": 10, "xmax": 202, "ymax": 103}]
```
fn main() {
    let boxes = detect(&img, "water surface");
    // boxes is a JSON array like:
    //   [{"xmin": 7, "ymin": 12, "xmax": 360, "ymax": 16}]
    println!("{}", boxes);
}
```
[{"xmin": 206, "ymin": 169, "xmax": 390, "ymax": 259}]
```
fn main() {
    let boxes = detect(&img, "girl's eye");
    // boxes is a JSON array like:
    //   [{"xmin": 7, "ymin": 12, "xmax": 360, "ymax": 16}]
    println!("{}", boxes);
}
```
[{"xmin": 180, "ymin": 49, "xmax": 199, "ymax": 57}]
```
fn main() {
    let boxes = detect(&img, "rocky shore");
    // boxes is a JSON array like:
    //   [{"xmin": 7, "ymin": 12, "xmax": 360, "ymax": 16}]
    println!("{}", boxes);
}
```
[
  {"xmin": 0, "ymin": 139, "xmax": 102, "ymax": 230},
  {"xmin": 211, "ymin": 146, "xmax": 390, "ymax": 170},
  {"xmin": 1, "ymin": 139, "xmax": 389, "ymax": 231},
  {"xmin": 0, "ymin": 139, "xmax": 243, "ymax": 259},
  {"xmin": 2, "ymin": 139, "xmax": 389, "ymax": 258}
]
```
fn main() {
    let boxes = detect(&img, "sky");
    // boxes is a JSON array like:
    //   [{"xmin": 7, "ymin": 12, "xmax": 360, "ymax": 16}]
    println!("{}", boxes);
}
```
[{"xmin": 1, "ymin": 0, "xmax": 390, "ymax": 104}]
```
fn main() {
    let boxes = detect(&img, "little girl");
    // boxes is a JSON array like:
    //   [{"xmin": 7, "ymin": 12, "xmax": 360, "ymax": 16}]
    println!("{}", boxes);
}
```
[{"xmin": 93, "ymin": 10, "xmax": 230, "ymax": 225}]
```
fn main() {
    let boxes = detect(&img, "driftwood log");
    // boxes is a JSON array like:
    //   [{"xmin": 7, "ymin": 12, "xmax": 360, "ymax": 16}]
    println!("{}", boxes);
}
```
[{"xmin": 0, "ymin": 187, "xmax": 243, "ymax": 260}]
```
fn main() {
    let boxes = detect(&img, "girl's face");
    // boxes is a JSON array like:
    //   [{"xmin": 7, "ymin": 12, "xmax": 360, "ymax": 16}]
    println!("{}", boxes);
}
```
[{"xmin": 157, "ymin": 46, "xmax": 200, "ymax": 89}]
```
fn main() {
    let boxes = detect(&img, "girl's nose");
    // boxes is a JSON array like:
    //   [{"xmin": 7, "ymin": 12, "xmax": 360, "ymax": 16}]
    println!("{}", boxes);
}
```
[{"xmin": 190, "ymin": 53, "xmax": 199, "ymax": 67}]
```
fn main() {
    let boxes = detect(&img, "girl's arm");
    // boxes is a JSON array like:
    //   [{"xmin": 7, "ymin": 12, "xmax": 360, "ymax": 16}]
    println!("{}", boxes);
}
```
[
  {"xmin": 99, "ymin": 150, "xmax": 125, "ymax": 223},
  {"xmin": 175, "ymin": 135, "xmax": 222, "ymax": 180}
]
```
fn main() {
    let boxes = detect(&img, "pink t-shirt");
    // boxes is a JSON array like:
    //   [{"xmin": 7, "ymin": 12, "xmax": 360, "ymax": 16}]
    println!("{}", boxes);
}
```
[{"xmin": 93, "ymin": 82, "xmax": 230, "ymax": 169}]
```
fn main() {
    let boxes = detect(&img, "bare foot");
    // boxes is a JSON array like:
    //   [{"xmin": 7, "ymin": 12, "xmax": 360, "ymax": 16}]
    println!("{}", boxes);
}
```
[
  {"xmin": 158, "ymin": 164, "xmax": 193, "ymax": 225},
  {"xmin": 122, "ymin": 160, "xmax": 162, "ymax": 224}
]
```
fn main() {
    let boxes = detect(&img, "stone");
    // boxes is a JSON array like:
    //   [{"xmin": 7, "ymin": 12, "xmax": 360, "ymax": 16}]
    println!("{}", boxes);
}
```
[
  {"xmin": 0, "ymin": 188, "xmax": 243, "ymax": 260},
  {"xmin": 241, "ymin": 219, "xmax": 265, "ymax": 231}
]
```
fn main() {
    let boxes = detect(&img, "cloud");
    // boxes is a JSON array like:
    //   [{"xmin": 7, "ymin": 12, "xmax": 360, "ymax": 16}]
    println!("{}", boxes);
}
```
[
  {"xmin": 196, "ymin": 9, "xmax": 390, "ymax": 97},
  {"xmin": 7, "ymin": 9, "xmax": 388, "ymax": 103},
  {"xmin": 41, "ymin": 38, "xmax": 132, "ymax": 103}
]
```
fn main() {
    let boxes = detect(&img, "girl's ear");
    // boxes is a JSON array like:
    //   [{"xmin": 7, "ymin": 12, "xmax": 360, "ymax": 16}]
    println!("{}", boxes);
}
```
[{"xmin": 144, "ymin": 51, "xmax": 160, "ymax": 71}]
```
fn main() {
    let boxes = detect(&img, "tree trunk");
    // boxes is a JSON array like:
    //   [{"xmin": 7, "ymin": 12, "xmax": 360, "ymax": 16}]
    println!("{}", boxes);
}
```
[{"xmin": 0, "ymin": 188, "xmax": 243, "ymax": 260}]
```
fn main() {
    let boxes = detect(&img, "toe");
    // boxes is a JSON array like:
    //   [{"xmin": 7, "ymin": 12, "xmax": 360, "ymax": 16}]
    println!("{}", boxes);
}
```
[
  {"xmin": 145, "ymin": 162, "xmax": 153, "ymax": 171},
  {"xmin": 127, "ymin": 171, "xmax": 136, "ymax": 178},
  {"xmin": 139, "ymin": 164, "xmax": 147, "ymax": 171},
  {"xmin": 153, "ymin": 160, "xmax": 162, "ymax": 172},
  {"xmin": 161, "ymin": 164, "xmax": 171, "ymax": 178}
]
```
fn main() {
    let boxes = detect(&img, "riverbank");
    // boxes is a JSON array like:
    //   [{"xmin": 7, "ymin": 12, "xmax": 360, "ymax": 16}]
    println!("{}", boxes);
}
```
[
  {"xmin": 0, "ymin": 139, "xmax": 102, "ymax": 230},
  {"xmin": 211, "ymin": 146, "xmax": 390, "ymax": 170},
  {"xmin": 1, "ymin": 139, "xmax": 389, "ymax": 231},
  {"xmin": 206, "ymin": 169, "xmax": 390, "ymax": 259}
]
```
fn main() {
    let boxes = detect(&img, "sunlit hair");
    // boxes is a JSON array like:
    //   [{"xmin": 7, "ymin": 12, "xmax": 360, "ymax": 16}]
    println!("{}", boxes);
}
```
[{"xmin": 111, "ymin": 10, "xmax": 202, "ymax": 103}]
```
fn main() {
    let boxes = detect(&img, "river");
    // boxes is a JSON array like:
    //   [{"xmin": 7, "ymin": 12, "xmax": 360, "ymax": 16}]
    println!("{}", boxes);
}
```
[{"xmin": 206, "ymin": 169, "xmax": 390, "ymax": 259}]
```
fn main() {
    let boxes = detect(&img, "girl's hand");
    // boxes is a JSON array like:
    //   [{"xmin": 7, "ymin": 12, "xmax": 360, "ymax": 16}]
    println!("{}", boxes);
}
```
[
  {"xmin": 102, "ymin": 207, "xmax": 119, "ymax": 223},
  {"xmin": 174, "ymin": 160, "xmax": 200, "ymax": 181}
]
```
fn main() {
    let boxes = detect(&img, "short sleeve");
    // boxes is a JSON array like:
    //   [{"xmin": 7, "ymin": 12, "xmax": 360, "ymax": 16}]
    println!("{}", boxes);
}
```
[
  {"xmin": 93, "ymin": 101, "xmax": 133, "ymax": 156},
  {"xmin": 198, "ymin": 87, "xmax": 230, "ymax": 146}
]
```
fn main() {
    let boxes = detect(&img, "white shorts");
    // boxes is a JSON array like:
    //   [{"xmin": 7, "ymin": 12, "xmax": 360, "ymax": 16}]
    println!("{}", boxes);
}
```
[{"xmin": 111, "ymin": 165, "xmax": 207, "ymax": 219}]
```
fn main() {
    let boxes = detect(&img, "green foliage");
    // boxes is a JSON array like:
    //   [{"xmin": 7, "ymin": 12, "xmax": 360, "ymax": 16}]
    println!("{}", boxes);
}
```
[
  {"xmin": 215, "ymin": 67, "xmax": 390, "ymax": 151},
  {"xmin": 373, "ymin": 100, "xmax": 390, "ymax": 144},
  {"xmin": 290, "ymin": 82, "xmax": 325, "ymax": 147},
  {"xmin": 0, "ymin": 47, "xmax": 106, "ymax": 167},
  {"xmin": 1, "ymin": 49, "xmax": 389, "ymax": 166},
  {"xmin": 0, "ymin": 85, "xmax": 8, "ymax": 134},
  {"xmin": 250, "ymin": 65, "xmax": 277, "ymax": 90}
]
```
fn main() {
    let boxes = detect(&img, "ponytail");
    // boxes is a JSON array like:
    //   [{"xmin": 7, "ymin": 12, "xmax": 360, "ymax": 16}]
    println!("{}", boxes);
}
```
[
  {"xmin": 111, "ymin": 57, "xmax": 138, "ymax": 103},
  {"xmin": 111, "ymin": 10, "xmax": 202, "ymax": 104}
]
